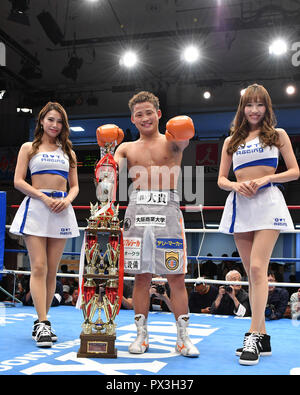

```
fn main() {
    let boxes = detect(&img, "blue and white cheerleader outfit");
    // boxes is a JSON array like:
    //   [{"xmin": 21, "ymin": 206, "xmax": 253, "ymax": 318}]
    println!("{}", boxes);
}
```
[
  {"xmin": 219, "ymin": 136, "xmax": 294, "ymax": 234},
  {"xmin": 10, "ymin": 146, "xmax": 79, "ymax": 238}
]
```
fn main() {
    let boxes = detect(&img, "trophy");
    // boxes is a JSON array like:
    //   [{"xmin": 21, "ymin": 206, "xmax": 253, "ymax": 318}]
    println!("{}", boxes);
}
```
[{"xmin": 77, "ymin": 124, "xmax": 124, "ymax": 359}]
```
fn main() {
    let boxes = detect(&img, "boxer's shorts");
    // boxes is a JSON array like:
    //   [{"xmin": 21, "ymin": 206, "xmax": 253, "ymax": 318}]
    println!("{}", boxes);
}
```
[{"xmin": 123, "ymin": 190, "xmax": 187, "ymax": 275}]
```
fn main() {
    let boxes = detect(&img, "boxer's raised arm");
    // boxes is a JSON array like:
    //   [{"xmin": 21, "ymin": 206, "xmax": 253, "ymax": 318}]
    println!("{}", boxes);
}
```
[{"xmin": 165, "ymin": 115, "xmax": 195, "ymax": 151}]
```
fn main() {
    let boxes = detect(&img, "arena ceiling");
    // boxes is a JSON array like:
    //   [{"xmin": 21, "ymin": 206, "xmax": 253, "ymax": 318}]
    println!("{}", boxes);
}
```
[{"xmin": 1, "ymin": 0, "xmax": 300, "ymax": 111}]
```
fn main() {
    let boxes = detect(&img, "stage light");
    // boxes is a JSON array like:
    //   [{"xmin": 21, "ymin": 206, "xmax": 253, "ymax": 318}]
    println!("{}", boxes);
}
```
[
  {"xmin": 203, "ymin": 91, "xmax": 211, "ymax": 99},
  {"xmin": 269, "ymin": 39, "xmax": 288, "ymax": 56},
  {"xmin": 120, "ymin": 51, "xmax": 138, "ymax": 68},
  {"xmin": 182, "ymin": 45, "xmax": 199, "ymax": 63},
  {"xmin": 286, "ymin": 85, "xmax": 296, "ymax": 95},
  {"xmin": 240, "ymin": 88, "xmax": 246, "ymax": 96},
  {"xmin": 8, "ymin": 0, "xmax": 30, "ymax": 25},
  {"xmin": 61, "ymin": 55, "xmax": 83, "ymax": 81},
  {"xmin": 0, "ymin": 90, "xmax": 6, "ymax": 100}
]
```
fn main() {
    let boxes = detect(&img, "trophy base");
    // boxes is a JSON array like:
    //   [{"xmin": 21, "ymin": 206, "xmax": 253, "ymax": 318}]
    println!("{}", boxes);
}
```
[{"xmin": 77, "ymin": 332, "xmax": 117, "ymax": 358}]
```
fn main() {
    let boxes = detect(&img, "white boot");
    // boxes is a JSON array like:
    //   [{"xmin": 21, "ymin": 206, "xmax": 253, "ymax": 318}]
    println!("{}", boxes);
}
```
[
  {"xmin": 176, "ymin": 314, "xmax": 200, "ymax": 357},
  {"xmin": 128, "ymin": 314, "xmax": 149, "ymax": 354}
]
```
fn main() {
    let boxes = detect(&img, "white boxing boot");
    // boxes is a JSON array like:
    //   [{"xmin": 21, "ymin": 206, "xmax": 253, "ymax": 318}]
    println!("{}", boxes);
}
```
[
  {"xmin": 176, "ymin": 314, "xmax": 200, "ymax": 357},
  {"xmin": 128, "ymin": 314, "xmax": 149, "ymax": 354}
]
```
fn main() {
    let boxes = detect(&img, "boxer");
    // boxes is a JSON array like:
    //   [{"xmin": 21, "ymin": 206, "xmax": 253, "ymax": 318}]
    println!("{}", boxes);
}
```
[{"xmin": 99, "ymin": 91, "xmax": 199, "ymax": 357}]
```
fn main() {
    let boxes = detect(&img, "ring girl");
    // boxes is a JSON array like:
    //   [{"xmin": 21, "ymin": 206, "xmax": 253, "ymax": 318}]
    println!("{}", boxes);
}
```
[
  {"xmin": 10, "ymin": 102, "xmax": 80, "ymax": 347},
  {"xmin": 218, "ymin": 84, "xmax": 299, "ymax": 365}
]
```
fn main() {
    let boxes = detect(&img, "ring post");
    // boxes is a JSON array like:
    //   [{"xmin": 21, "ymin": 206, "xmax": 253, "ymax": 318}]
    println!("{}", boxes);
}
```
[{"xmin": 0, "ymin": 192, "xmax": 6, "ymax": 281}]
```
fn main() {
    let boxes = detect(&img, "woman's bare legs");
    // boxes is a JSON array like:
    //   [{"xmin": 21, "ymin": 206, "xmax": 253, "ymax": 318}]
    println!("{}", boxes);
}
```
[
  {"xmin": 248, "ymin": 230, "xmax": 279, "ymax": 332},
  {"xmin": 24, "ymin": 235, "xmax": 66, "ymax": 321},
  {"xmin": 46, "ymin": 238, "xmax": 67, "ymax": 314},
  {"xmin": 234, "ymin": 230, "xmax": 279, "ymax": 333},
  {"xmin": 25, "ymin": 236, "xmax": 48, "ymax": 321}
]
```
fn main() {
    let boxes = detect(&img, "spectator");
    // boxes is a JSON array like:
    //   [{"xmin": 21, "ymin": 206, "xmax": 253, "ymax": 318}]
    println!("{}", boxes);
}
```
[
  {"xmin": 289, "ymin": 288, "xmax": 300, "ymax": 321},
  {"xmin": 210, "ymin": 270, "xmax": 251, "ymax": 317},
  {"xmin": 201, "ymin": 253, "xmax": 217, "ymax": 279},
  {"xmin": 189, "ymin": 277, "xmax": 218, "ymax": 313},
  {"xmin": 62, "ymin": 285, "xmax": 72, "ymax": 305},
  {"xmin": 265, "ymin": 271, "xmax": 289, "ymax": 320},
  {"xmin": 149, "ymin": 277, "xmax": 172, "ymax": 312},
  {"xmin": 287, "ymin": 274, "xmax": 298, "ymax": 298},
  {"xmin": 219, "ymin": 251, "xmax": 245, "ymax": 279},
  {"xmin": 14, "ymin": 269, "xmax": 30, "ymax": 302},
  {"xmin": 121, "ymin": 279, "xmax": 134, "ymax": 310},
  {"xmin": 23, "ymin": 279, "xmax": 64, "ymax": 307},
  {"xmin": 217, "ymin": 254, "xmax": 230, "ymax": 280},
  {"xmin": 64, "ymin": 288, "xmax": 78, "ymax": 306},
  {"xmin": 268, "ymin": 262, "xmax": 284, "ymax": 282}
]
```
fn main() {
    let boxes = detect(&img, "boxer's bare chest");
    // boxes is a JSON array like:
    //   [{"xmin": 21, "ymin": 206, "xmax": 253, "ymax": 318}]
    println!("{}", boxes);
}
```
[{"xmin": 126, "ymin": 138, "xmax": 181, "ymax": 169}]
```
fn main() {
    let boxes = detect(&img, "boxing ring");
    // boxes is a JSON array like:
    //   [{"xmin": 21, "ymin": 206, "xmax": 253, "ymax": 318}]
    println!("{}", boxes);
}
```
[{"xmin": 1, "ymin": 199, "xmax": 300, "ymax": 376}]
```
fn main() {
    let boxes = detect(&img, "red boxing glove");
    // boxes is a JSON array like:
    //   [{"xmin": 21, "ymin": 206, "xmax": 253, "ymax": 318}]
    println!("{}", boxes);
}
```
[
  {"xmin": 96, "ymin": 124, "xmax": 124, "ymax": 147},
  {"xmin": 165, "ymin": 116, "xmax": 195, "ymax": 141}
]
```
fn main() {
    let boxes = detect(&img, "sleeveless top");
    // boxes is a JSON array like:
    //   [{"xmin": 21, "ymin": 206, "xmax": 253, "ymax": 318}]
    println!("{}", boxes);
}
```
[
  {"xmin": 29, "ymin": 146, "xmax": 69, "ymax": 180},
  {"xmin": 232, "ymin": 136, "xmax": 279, "ymax": 172}
]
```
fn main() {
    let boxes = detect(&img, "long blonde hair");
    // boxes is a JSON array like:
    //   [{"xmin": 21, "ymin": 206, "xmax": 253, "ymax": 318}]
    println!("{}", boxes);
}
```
[
  {"xmin": 227, "ymin": 84, "xmax": 280, "ymax": 155},
  {"xmin": 30, "ymin": 102, "xmax": 76, "ymax": 167}
]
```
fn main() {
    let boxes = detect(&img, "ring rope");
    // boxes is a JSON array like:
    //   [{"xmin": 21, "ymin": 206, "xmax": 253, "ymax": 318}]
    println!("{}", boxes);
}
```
[
  {"xmin": 10, "ymin": 204, "xmax": 300, "ymax": 210},
  {"xmin": 4, "ymin": 249, "xmax": 300, "ymax": 262},
  {"xmin": 6, "ymin": 225, "xmax": 300, "ymax": 233},
  {"xmin": 195, "ymin": 205, "xmax": 205, "ymax": 278},
  {"xmin": 5, "ymin": 204, "xmax": 300, "ymax": 292},
  {"xmin": 1, "ymin": 269, "xmax": 300, "ymax": 288}
]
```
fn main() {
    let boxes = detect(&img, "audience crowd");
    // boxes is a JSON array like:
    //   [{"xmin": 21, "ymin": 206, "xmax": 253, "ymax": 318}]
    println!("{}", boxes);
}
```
[{"xmin": 1, "ymin": 252, "xmax": 299, "ymax": 321}]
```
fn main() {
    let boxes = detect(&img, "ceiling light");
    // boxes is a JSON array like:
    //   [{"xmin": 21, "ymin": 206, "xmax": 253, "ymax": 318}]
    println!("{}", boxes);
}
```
[
  {"xmin": 182, "ymin": 45, "xmax": 200, "ymax": 63},
  {"xmin": 203, "ymin": 91, "xmax": 211, "ymax": 99},
  {"xmin": 0, "ymin": 90, "xmax": 6, "ymax": 100},
  {"xmin": 269, "ymin": 39, "xmax": 288, "ymax": 56},
  {"xmin": 120, "ymin": 51, "xmax": 138, "ymax": 68},
  {"xmin": 286, "ymin": 85, "xmax": 296, "ymax": 95}
]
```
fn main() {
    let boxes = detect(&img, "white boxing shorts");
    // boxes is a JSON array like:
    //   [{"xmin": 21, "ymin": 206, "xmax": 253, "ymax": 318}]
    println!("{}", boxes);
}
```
[
  {"xmin": 219, "ymin": 183, "xmax": 294, "ymax": 234},
  {"xmin": 123, "ymin": 190, "xmax": 187, "ymax": 275},
  {"xmin": 10, "ymin": 189, "xmax": 80, "ymax": 239}
]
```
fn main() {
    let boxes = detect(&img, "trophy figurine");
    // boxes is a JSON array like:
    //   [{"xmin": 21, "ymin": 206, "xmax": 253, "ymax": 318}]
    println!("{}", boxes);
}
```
[{"xmin": 77, "ymin": 124, "xmax": 124, "ymax": 359}]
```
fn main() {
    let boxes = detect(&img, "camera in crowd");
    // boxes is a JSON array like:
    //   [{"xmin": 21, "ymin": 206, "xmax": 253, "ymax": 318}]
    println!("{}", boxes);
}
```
[
  {"xmin": 153, "ymin": 284, "xmax": 166, "ymax": 295},
  {"xmin": 223, "ymin": 285, "xmax": 233, "ymax": 293},
  {"xmin": 265, "ymin": 304, "xmax": 275, "ymax": 320}
]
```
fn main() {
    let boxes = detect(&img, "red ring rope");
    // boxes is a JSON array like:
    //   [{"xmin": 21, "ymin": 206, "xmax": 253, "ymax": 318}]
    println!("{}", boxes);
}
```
[{"xmin": 10, "ymin": 205, "xmax": 300, "ymax": 210}]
